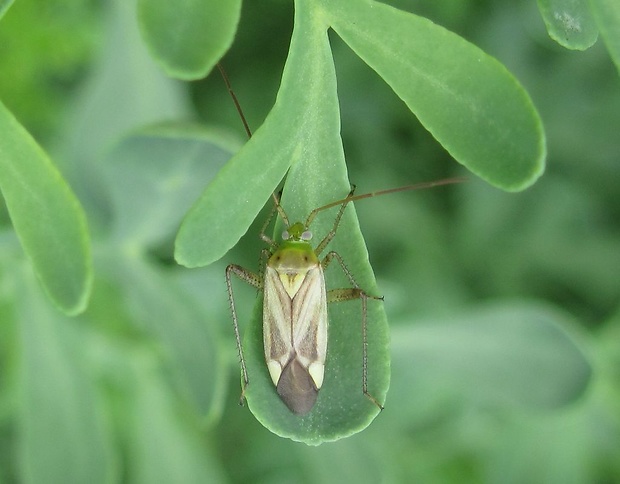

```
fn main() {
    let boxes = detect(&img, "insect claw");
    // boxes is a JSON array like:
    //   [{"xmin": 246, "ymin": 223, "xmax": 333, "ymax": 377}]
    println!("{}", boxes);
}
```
[
  {"xmin": 364, "ymin": 391, "xmax": 384, "ymax": 411},
  {"xmin": 239, "ymin": 385, "xmax": 248, "ymax": 407}
]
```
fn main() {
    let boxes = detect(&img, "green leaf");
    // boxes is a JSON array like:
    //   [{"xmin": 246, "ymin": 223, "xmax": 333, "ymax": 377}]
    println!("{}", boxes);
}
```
[
  {"xmin": 232, "ymin": 1, "xmax": 389, "ymax": 445},
  {"xmin": 320, "ymin": 0, "xmax": 546, "ymax": 191},
  {"xmin": 101, "ymin": 123, "xmax": 238, "ymax": 246},
  {"xmin": 97, "ymin": 250, "xmax": 226, "ymax": 419},
  {"xmin": 388, "ymin": 302, "xmax": 592, "ymax": 426},
  {"xmin": 100, "ymin": 125, "xmax": 232, "ymax": 418},
  {"xmin": 62, "ymin": 0, "xmax": 187, "ymax": 177},
  {"xmin": 0, "ymin": 100, "xmax": 92, "ymax": 315},
  {"xmin": 537, "ymin": 0, "xmax": 599, "ymax": 50},
  {"xmin": 122, "ymin": 351, "xmax": 225, "ymax": 484},
  {"xmin": 17, "ymin": 270, "xmax": 115, "ymax": 484},
  {"xmin": 0, "ymin": 0, "xmax": 14, "ymax": 19},
  {"xmin": 137, "ymin": 0, "xmax": 242, "ymax": 80},
  {"xmin": 175, "ymin": 2, "xmax": 348, "ymax": 267},
  {"xmin": 590, "ymin": 0, "xmax": 620, "ymax": 75}
]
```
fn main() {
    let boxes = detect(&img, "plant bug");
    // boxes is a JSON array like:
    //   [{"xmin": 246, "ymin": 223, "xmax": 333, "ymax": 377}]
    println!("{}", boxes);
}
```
[{"xmin": 225, "ymin": 178, "xmax": 463, "ymax": 415}]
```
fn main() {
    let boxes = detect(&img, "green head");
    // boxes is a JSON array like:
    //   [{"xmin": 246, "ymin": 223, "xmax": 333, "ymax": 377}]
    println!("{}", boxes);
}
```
[{"xmin": 282, "ymin": 222, "xmax": 312, "ymax": 242}]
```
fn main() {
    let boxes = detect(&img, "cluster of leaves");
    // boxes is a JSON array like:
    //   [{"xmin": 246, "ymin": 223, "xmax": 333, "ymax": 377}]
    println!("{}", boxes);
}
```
[{"xmin": 0, "ymin": 0, "xmax": 618, "ymax": 482}]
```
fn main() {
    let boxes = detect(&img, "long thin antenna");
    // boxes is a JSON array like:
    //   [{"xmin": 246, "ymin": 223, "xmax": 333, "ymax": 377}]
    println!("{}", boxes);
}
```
[
  {"xmin": 217, "ymin": 63, "xmax": 253, "ymax": 140},
  {"xmin": 307, "ymin": 176, "xmax": 467, "ymax": 222},
  {"xmin": 217, "ymin": 62, "xmax": 280, "ymax": 206}
]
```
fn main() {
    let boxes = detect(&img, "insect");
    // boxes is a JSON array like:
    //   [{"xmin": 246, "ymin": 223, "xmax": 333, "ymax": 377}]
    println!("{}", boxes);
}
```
[
  {"xmin": 225, "ymin": 179, "xmax": 462, "ymax": 415},
  {"xmin": 217, "ymin": 63, "xmax": 463, "ymax": 415}
]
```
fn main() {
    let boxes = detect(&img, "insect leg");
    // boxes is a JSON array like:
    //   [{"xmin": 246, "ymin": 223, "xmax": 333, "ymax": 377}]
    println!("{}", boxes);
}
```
[
  {"xmin": 259, "ymin": 202, "xmax": 279, "ymax": 248},
  {"xmin": 225, "ymin": 264, "xmax": 263, "ymax": 405},
  {"xmin": 323, "ymin": 251, "xmax": 384, "ymax": 411},
  {"xmin": 312, "ymin": 186, "xmax": 356, "ymax": 256}
]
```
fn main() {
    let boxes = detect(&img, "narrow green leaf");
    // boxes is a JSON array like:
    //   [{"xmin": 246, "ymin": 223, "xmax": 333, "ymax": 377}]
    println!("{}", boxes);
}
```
[
  {"xmin": 137, "ymin": 0, "xmax": 241, "ymax": 80},
  {"xmin": 321, "ymin": 0, "xmax": 546, "ymax": 191},
  {"xmin": 236, "ymin": 0, "xmax": 389, "ymax": 445},
  {"xmin": 0, "ymin": 101, "xmax": 92, "ymax": 315},
  {"xmin": 388, "ymin": 302, "xmax": 592, "ymax": 426},
  {"xmin": 537, "ymin": 0, "xmax": 599, "ymax": 50},
  {"xmin": 17, "ymin": 269, "xmax": 115, "ymax": 484},
  {"xmin": 0, "ymin": 0, "xmax": 14, "ymax": 19},
  {"xmin": 590, "ymin": 0, "xmax": 620, "ymax": 75}
]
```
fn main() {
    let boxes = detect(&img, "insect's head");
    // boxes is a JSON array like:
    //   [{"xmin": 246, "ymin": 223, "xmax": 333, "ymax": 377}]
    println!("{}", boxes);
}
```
[{"xmin": 282, "ymin": 222, "xmax": 312, "ymax": 242}]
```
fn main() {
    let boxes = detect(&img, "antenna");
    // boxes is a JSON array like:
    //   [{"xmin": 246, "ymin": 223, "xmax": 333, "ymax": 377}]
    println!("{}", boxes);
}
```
[{"xmin": 217, "ymin": 63, "xmax": 279, "ymax": 206}]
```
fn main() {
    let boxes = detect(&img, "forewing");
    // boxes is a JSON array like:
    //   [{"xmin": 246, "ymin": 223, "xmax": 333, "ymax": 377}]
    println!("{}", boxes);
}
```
[
  {"xmin": 263, "ymin": 266, "xmax": 293, "ymax": 374},
  {"xmin": 291, "ymin": 265, "xmax": 328, "ymax": 372}
]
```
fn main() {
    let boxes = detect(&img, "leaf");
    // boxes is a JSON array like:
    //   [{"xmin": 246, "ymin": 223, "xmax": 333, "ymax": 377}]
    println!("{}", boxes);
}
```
[
  {"xmin": 97, "ymin": 252, "xmax": 226, "ymax": 419},
  {"xmin": 17, "ymin": 270, "xmax": 115, "ymax": 484},
  {"xmin": 0, "ymin": 0, "xmax": 14, "ymax": 19},
  {"xmin": 537, "ymin": 0, "xmax": 599, "ymax": 50},
  {"xmin": 232, "ymin": 0, "xmax": 390, "ymax": 445},
  {"xmin": 62, "ymin": 0, "xmax": 188, "ymax": 182},
  {"xmin": 320, "ymin": 0, "xmax": 546, "ymax": 191},
  {"xmin": 101, "ymin": 123, "xmax": 238, "ymax": 246},
  {"xmin": 388, "ymin": 301, "xmax": 592, "ymax": 426},
  {"xmin": 0, "ymin": 100, "xmax": 92, "ymax": 315},
  {"xmin": 99, "ymin": 125, "xmax": 232, "ymax": 418},
  {"xmin": 175, "ymin": 1, "xmax": 349, "ymax": 267},
  {"xmin": 590, "ymin": 0, "xmax": 620, "ymax": 75},
  {"xmin": 137, "ymin": 0, "xmax": 242, "ymax": 80},
  {"xmin": 121, "ymin": 351, "xmax": 226, "ymax": 484}
]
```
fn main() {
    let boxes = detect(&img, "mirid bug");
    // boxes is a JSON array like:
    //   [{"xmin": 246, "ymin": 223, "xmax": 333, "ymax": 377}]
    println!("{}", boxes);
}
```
[{"xmin": 225, "ymin": 179, "xmax": 462, "ymax": 415}]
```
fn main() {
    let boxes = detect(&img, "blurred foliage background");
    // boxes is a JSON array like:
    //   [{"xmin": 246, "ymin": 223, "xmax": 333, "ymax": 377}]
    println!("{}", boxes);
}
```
[{"xmin": 0, "ymin": 0, "xmax": 619, "ymax": 482}]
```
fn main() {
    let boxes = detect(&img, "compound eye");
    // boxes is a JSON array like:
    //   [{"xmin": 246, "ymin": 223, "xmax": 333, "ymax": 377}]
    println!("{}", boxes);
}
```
[
  {"xmin": 301, "ymin": 230, "xmax": 312, "ymax": 241},
  {"xmin": 282, "ymin": 230, "xmax": 290, "ymax": 240}
]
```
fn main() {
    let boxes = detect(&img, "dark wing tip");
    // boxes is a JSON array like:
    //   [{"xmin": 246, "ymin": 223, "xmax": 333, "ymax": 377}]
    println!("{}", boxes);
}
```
[{"xmin": 276, "ymin": 357, "xmax": 318, "ymax": 415}]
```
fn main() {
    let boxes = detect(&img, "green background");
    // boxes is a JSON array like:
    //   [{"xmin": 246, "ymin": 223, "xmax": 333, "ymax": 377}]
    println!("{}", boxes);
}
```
[{"xmin": 0, "ymin": 0, "xmax": 619, "ymax": 482}]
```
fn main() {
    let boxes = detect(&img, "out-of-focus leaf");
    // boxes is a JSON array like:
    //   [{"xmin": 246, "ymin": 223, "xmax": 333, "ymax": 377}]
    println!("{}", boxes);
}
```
[
  {"xmin": 97, "ymin": 252, "xmax": 226, "ymax": 419},
  {"xmin": 0, "ymin": 101, "xmax": 92, "ymax": 315},
  {"xmin": 537, "ymin": 0, "xmax": 598, "ymax": 50},
  {"xmin": 0, "ymin": 0, "xmax": 14, "ymax": 19},
  {"xmin": 137, "ymin": 0, "xmax": 241, "ymax": 80},
  {"xmin": 320, "ymin": 0, "xmax": 546, "ymax": 191},
  {"xmin": 101, "ymin": 123, "xmax": 238, "ymax": 246},
  {"xmin": 62, "ymin": 0, "xmax": 187, "ymax": 188},
  {"xmin": 590, "ymin": 0, "xmax": 620, "ymax": 74},
  {"xmin": 389, "ymin": 301, "xmax": 592, "ymax": 425},
  {"xmin": 17, "ymin": 269, "xmax": 115, "ymax": 483},
  {"xmin": 122, "ymin": 351, "xmax": 225, "ymax": 484}
]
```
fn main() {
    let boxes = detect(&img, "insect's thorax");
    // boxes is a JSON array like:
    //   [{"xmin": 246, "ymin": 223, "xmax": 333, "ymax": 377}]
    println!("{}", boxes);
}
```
[{"xmin": 268, "ymin": 241, "xmax": 320, "ymax": 299}]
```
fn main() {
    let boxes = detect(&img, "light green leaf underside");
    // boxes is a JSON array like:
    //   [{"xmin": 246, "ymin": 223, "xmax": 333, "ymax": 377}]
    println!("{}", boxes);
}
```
[
  {"xmin": 537, "ymin": 0, "xmax": 599, "ymax": 50},
  {"xmin": 590, "ymin": 0, "xmax": 620, "ymax": 75},
  {"xmin": 137, "ymin": 0, "xmax": 241, "ymax": 80},
  {"xmin": 321, "ymin": 0, "xmax": 546, "ymax": 191},
  {"xmin": 228, "ymin": 0, "xmax": 389, "ymax": 444},
  {"xmin": 0, "ymin": 100, "xmax": 92, "ymax": 315},
  {"xmin": 388, "ymin": 302, "xmax": 592, "ymax": 426},
  {"xmin": 0, "ymin": 0, "xmax": 14, "ymax": 19},
  {"xmin": 101, "ymin": 123, "xmax": 238, "ymax": 246},
  {"xmin": 17, "ymin": 270, "xmax": 115, "ymax": 483}
]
